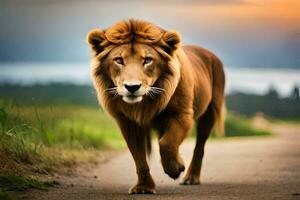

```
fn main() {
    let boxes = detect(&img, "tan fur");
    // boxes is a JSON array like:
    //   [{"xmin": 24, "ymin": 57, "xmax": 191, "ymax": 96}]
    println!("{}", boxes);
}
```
[
  {"xmin": 214, "ymin": 102, "xmax": 226, "ymax": 137},
  {"xmin": 87, "ymin": 19, "xmax": 225, "ymax": 194}
]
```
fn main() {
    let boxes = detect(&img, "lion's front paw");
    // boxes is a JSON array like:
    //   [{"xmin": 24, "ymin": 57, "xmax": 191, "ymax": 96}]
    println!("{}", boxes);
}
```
[
  {"xmin": 161, "ymin": 156, "xmax": 185, "ymax": 179},
  {"xmin": 180, "ymin": 174, "xmax": 200, "ymax": 185},
  {"xmin": 129, "ymin": 184, "xmax": 156, "ymax": 194}
]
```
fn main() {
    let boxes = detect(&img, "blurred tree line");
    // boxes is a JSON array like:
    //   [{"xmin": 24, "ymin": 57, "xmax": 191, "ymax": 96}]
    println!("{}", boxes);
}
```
[
  {"xmin": 0, "ymin": 83, "xmax": 299, "ymax": 119},
  {"xmin": 227, "ymin": 85, "xmax": 300, "ymax": 119},
  {"xmin": 0, "ymin": 83, "xmax": 98, "ymax": 107}
]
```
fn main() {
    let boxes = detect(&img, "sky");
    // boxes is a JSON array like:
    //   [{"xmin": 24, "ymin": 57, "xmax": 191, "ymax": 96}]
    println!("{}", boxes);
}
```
[{"xmin": 0, "ymin": 0, "xmax": 299, "ymax": 68}]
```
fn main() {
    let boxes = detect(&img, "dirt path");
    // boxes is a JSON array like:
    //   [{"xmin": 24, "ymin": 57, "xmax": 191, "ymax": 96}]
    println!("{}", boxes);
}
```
[{"xmin": 29, "ymin": 124, "xmax": 300, "ymax": 200}]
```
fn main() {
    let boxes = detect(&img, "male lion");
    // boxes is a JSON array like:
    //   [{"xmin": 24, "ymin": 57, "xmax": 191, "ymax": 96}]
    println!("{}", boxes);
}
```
[{"xmin": 87, "ymin": 19, "xmax": 225, "ymax": 194}]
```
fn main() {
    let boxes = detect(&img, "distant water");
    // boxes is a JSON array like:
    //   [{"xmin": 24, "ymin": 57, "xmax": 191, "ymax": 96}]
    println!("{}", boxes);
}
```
[
  {"xmin": 0, "ymin": 63, "xmax": 299, "ymax": 97},
  {"xmin": 225, "ymin": 67, "xmax": 300, "ymax": 97},
  {"xmin": 0, "ymin": 63, "xmax": 91, "ymax": 85}
]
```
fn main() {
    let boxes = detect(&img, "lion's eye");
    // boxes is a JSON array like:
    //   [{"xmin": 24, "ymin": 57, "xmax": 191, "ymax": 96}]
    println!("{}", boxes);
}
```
[
  {"xmin": 143, "ymin": 57, "xmax": 153, "ymax": 65},
  {"xmin": 114, "ymin": 57, "xmax": 124, "ymax": 65}
]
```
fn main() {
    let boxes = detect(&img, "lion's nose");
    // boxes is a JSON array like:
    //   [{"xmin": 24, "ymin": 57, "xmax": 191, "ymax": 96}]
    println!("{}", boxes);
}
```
[{"xmin": 124, "ymin": 84, "xmax": 141, "ymax": 93}]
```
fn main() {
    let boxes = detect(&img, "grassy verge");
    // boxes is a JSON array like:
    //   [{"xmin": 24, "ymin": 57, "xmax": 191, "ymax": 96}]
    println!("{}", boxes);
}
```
[
  {"xmin": 271, "ymin": 118, "xmax": 300, "ymax": 125},
  {"xmin": 191, "ymin": 112, "xmax": 272, "ymax": 138},
  {"xmin": 0, "ymin": 101, "xmax": 124, "ymax": 199},
  {"xmin": 223, "ymin": 112, "xmax": 271, "ymax": 137},
  {"xmin": 0, "ymin": 174, "xmax": 59, "ymax": 200},
  {"xmin": 0, "ymin": 102, "xmax": 125, "ymax": 172}
]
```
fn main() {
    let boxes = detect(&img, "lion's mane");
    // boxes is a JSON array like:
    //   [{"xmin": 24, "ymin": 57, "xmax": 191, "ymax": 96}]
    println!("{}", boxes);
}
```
[{"xmin": 88, "ymin": 19, "xmax": 186, "ymax": 125}]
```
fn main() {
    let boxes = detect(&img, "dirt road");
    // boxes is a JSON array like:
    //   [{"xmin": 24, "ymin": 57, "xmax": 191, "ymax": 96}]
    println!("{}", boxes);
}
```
[{"xmin": 29, "ymin": 125, "xmax": 300, "ymax": 200}]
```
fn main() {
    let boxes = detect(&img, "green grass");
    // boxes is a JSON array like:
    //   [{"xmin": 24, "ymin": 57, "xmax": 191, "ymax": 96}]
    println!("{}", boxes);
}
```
[
  {"xmin": 223, "ymin": 113, "xmax": 271, "ymax": 137},
  {"xmin": 191, "ymin": 112, "xmax": 272, "ymax": 138},
  {"xmin": 0, "ymin": 174, "xmax": 58, "ymax": 191},
  {"xmin": 0, "ymin": 101, "xmax": 124, "ymax": 199},
  {"xmin": 0, "ymin": 100, "xmax": 124, "ymax": 175},
  {"xmin": 0, "ymin": 192, "xmax": 17, "ymax": 200},
  {"xmin": 0, "ymin": 174, "xmax": 59, "ymax": 200},
  {"xmin": 0, "ymin": 101, "xmax": 124, "ymax": 149},
  {"xmin": 272, "ymin": 118, "xmax": 300, "ymax": 124}
]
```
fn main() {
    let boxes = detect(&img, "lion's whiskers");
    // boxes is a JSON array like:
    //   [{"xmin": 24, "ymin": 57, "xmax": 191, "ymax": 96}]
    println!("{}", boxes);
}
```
[
  {"xmin": 150, "ymin": 87, "xmax": 165, "ymax": 94},
  {"xmin": 150, "ymin": 86, "xmax": 165, "ymax": 91},
  {"xmin": 146, "ymin": 86, "xmax": 164, "ymax": 99},
  {"xmin": 105, "ymin": 87, "xmax": 117, "ymax": 92},
  {"xmin": 146, "ymin": 90, "xmax": 155, "ymax": 99},
  {"xmin": 105, "ymin": 87, "xmax": 119, "ymax": 97}
]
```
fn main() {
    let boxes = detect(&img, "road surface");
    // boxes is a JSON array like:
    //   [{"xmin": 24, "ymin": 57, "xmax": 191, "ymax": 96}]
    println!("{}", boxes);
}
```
[{"xmin": 29, "ymin": 125, "xmax": 300, "ymax": 200}]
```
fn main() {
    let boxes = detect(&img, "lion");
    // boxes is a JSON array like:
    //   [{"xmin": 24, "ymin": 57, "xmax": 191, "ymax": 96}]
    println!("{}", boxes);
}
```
[{"xmin": 87, "ymin": 19, "xmax": 225, "ymax": 194}]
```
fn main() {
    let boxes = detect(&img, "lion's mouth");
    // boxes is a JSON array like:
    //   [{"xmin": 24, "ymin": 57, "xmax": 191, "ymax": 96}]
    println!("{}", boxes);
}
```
[
  {"xmin": 122, "ymin": 95, "xmax": 143, "ymax": 104},
  {"xmin": 128, "ymin": 94, "xmax": 137, "ymax": 98}
]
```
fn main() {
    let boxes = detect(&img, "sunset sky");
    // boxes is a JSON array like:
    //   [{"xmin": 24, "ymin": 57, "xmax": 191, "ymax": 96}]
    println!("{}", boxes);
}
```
[{"xmin": 0, "ymin": 0, "xmax": 299, "ymax": 68}]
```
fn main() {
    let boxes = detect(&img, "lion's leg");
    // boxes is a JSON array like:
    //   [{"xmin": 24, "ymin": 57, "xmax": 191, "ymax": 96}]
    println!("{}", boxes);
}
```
[
  {"xmin": 116, "ymin": 117, "xmax": 155, "ymax": 194},
  {"xmin": 181, "ymin": 105, "xmax": 214, "ymax": 185},
  {"xmin": 159, "ymin": 114, "xmax": 193, "ymax": 179}
]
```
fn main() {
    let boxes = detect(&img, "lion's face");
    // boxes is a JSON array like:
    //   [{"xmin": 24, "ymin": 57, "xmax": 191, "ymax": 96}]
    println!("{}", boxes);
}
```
[
  {"xmin": 105, "ymin": 43, "xmax": 164, "ymax": 104},
  {"xmin": 87, "ymin": 19, "xmax": 181, "ymax": 106}
]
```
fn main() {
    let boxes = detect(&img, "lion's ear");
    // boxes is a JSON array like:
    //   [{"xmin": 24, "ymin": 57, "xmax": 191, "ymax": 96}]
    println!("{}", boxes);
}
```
[
  {"xmin": 87, "ymin": 29, "xmax": 107, "ymax": 55},
  {"xmin": 162, "ymin": 31, "xmax": 181, "ymax": 55}
]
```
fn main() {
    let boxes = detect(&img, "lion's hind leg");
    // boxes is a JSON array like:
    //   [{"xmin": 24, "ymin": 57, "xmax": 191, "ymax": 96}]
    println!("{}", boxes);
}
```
[{"xmin": 181, "ymin": 104, "xmax": 215, "ymax": 185}]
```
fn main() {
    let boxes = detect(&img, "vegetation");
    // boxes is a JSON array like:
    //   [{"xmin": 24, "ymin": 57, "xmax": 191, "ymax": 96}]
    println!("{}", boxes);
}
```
[
  {"xmin": 0, "ymin": 83, "xmax": 98, "ymax": 107},
  {"xmin": 227, "ymin": 86, "xmax": 300, "ymax": 119},
  {"xmin": 0, "ymin": 174, "xmax": 59, "ymax": 200},
  {"xmin": 188, "ymin": 112, "xmax": 271, "ymax": 138},
  {"xmin": 222, "ymin": 113, "xmax": 271, "ymax": 137},
  {"xmin": 0, "ymin": 103, "xmax": 124, "ymax": 173},
  {"xmin": 0, "ymin": 99, "xmax": 124, "ymax": 199}
]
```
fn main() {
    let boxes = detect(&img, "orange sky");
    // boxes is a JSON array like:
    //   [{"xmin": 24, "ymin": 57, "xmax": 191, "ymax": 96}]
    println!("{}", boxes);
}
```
[{"xmin": 163, "ymin": 0, "xmax": 300, "ymax": 24}]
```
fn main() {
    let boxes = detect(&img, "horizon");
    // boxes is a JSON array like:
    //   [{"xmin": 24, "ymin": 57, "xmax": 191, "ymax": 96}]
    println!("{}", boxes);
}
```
[{"xmin": 1, "ymin": 62, "xmax": 300, "ymax": 97}]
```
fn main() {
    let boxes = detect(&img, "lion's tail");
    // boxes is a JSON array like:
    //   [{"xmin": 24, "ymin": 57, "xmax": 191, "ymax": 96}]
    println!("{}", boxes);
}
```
[
  {"xmin": 213, "ymin": 100, "xmax": 226, "ymax": 137},
  {"xmin": 212, "ymin": 55, "xmax": 226, "ymax": 137}
]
